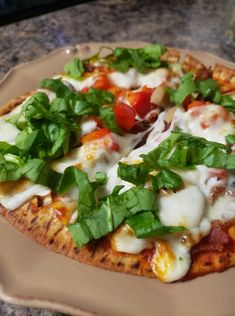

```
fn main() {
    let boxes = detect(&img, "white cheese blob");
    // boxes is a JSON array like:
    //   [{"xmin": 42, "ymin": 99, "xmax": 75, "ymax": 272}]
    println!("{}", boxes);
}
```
[
  {"xmin": 0, "ymin": 184, "xmax": 50, "ymax": 211},
  {"xmin": 180, "ymin": 104, "xmax": 234, "ymax": 144},
  {"xmin": 0, "ymin": 96, "xmax": 30, "ymax": 144},
  {"xmin": 152, "ymin": 237, "xmax": 191, "ymax": 282},
  {"xmin": 207, "ymin": 195, "xmax": 235, "ymax": 222},
  {"xmin": 80, "ymin": 118, "xmax": 97, "ymax": 136},
  {"xmin": 159, "ymin": 185, "xmax": 205, "ymax": 229},
  {"xmin": 109, "ymin": 68, "xmax": 138, "ymax": 89},
  {"xmin": 137, "ymin": 68, "xmax": 169, "ymax": 88},
  {"xmin": 0, "ymin": 120, "xmax": 20, "ymax": 144},
  {"xmin": 109, "ymin": 68, "xmax": 169, "ymax": 89},
  {"xmin": 53, "ymin": 132, "xmax": 143, "ymax": 179},
  {"xmin": 56, "ymin": 75, "xmax": 94, "ymax": 91},
  {"xmin": 111, "ymin": 224, "xmax": 149, "ymax": 254}
]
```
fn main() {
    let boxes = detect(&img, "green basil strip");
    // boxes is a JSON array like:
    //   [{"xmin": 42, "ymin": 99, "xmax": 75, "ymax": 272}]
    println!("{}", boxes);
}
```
[
  {"xmin": 109, "ymin": 44, "xmax": 167, "ymax": 73},
  {"xmin": 126, "ymin": 211, "xmax": 185, "ymax": 238},
  {"xmin": 99, "ymin": 107, "xmax": 121, "ymax": 134},
  {"xmin": 152, "ymin": 169, "xmax": 183, "ymax": 191},
  {"xmin": 168, "ymin": 72, "xmax": 195, "ymax": 105},
  {"xmin": 64, "ymin": 58, "xmax": 85, "ymax": 79},
  {"xmin": 226, "ymin": 134, "xmax": 235, "ymax": 145},
  {"xmin": 141, "ymin": 131, "xmax": 235, "ymax": 170},
  {"xmin": 55, "ymin": 166, "xmax": 96, "ymax": 216},
  {"xmin": 117, "ymin": 162, "xmax": 149, "ymax": 186},
  {"xmin": 68, "ymin": 187, "xmax": 158, "ymax": 247}
]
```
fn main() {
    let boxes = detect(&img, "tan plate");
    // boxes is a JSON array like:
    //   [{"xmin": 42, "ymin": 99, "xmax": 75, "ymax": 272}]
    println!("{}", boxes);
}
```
[{"xmin": 1, "ymin": 42, "xmax": 235, "ymax": 316}]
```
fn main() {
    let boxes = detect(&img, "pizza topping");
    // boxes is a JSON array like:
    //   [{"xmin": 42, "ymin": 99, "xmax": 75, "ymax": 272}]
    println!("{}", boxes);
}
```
[
  {"xmin": 169, "ymin": 72, "xmax": 235, "ymax": 114},
  {"xmin": 159, "ymin": 185, "xmax": 205, "ymax": 229},
  {"xmin": 108, "ymin": 44, "xmax": 167, "ymax": 73},
  {"xmin": 111, "ymin": 224, "xmax": 150, "ymax": 254},
  {"xmin": 152, "ymin": 237, "xmax": 191, "ymax": 282},
  {"xmin": 1, "ymin": 44, "xmax": 235, "ymax": 283},
  {"xmin": 129, "ymin": 88, "xmax": 153, "ymax": 118},
  {"xmin": 113, "ymin": 103, "xmax": 136, "ymax": 131},
  {"xmin": 0, "ymin": 183, "xmax": 50, "ymax": 211},
  {"xmin": 64, "ymin": 58, "xmax": 85, "ymax": 79}
]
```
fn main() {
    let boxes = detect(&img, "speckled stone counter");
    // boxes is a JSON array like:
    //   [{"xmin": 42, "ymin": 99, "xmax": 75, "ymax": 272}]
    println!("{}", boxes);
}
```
[{"xmin": 0, "ymin": 0, "xmax": 235, "ymax": 315}]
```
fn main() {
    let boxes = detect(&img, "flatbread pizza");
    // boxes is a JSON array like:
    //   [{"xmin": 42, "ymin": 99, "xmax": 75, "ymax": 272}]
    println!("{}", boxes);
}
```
[{"xmin": 0, "ymin": 44, "xmax": 235, "ymax": 282}]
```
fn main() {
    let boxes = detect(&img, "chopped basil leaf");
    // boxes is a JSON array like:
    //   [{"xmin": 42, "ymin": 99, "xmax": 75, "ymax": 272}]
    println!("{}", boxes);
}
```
[
  {"xmin": 64, "ymin": 58, "xmax": 85, "ymax": 79},
  {"xmin": 152, "ymin": 169, "xmax": 182, "ymax": 191},
  {"xmin": 226, "ymin": 134, "xmax": 235, "ymax": 145},
  {"xmin": 56, "ymin": 167, "xmax": 96, "ymax": 216},
  {"xmin": 95, "ymin": 171, "xmax": 107, "ymax": 185},
  {"xmin": 68, "ymin": 187, "xmax": 158, "ymax": 247},
  {"xmin": 22, "ymin": 158, "xmax": 61, "ymax": 190},
  {"xmin": 168, "ymin": 72, "xmax": 195, "ymax": 105},
  {"xmin": 84, "ymin": 88, "xmax": 115, "ymax": 106},
  {"xmin": 40, "ymin": 78, "xmax": 73, "ymax": 98},
  {"xmin": 117, "ymin": 162, "xmax": 149, "ymax": 186},
  {"xmin": 126, "ymin": 211, "xmax": 185, "ymax": 238},
  {"xmin": 99, "ymin": 107, "xmax": 121, "ymax": 134},
  {"xmin": 197, "ymin": 78, "xmax": 218, "ymax": 98},
  {"xmin": 68, "ymin": 221, "xmax": 93, "ymax": 247},
  {"xmin": 141, "ymin": 131, "xmax": 235, "ymax": 170},
  {"xmin": 110, "ymin": 44, "xmax": 167, "ymax": 73},
  {"xmin": 168, "ymin": 73, "xmax": 235, "ymax": 113}
]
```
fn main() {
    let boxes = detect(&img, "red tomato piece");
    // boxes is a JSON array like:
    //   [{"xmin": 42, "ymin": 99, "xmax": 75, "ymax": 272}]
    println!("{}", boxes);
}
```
[
  {"xmin": 130, "ymin": 90, "xmax": 153, "ymax": 118},
  {"xmin": 81, "ymin": 128, "xmax": 110, "ymax": 143},
  {"xmin": 93, "ymin": 74, "xmax": 111, "ymax": 90},
  {"xmin": 188, "ymin": 100, "xmax": 206, "ymax": 110},
  {"xmin": 114, "ymin": 103, "xmax": 136, "ymax": 131}
]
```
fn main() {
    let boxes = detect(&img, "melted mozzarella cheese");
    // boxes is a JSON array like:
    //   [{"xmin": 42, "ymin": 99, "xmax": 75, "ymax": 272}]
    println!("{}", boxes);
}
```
[
  {"xmin": 80, "ymin": 118, "xmax": 97, "ymax": 136},
  {"xmin": 53, "ymin": 133, "xmax": 142, "ymax": 179},
  {"xmin": 0, "ymin": 120, "xmax": 20, "ymax": 144},
  {"xmin": 159, "ymin": 185, "xmax": 205, "ymax": 229},
  {"xmin": 0, "ymin": 184, "xmax": 50, "ymax": 211},
  {"xmin": 152, "ymin": 237, "xmax": 191, "ymax": 282},
  {"xmin": 109, "ymin": 68, "xmax": 169, "ymax": 89},
  {"xmin": 0, "ymin": 96, "xmax": 30, "ymax": 144},
  {"xmin": 57, "ymin": 75, "xmax": 94, "ymax": 91},
  {"xmin": 109, "ymin": 68, "xmax": 138, "ymax": 89},
  {"xmin": 111, "ymin": 224, "xmax": 149, "ymax": 254},
  {"xmin": 207, "ymin": 195, "xmax": 235, "ymax": 222},
  {"xmin": 176, "ymin": 104, "xmax": 234, "ymax": 144}
]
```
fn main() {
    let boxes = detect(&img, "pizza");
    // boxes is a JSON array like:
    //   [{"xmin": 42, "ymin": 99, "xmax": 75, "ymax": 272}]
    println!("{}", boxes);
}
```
[{"xmin": 0, "ymin": 44, "xmax": 235, "ymax": 283}]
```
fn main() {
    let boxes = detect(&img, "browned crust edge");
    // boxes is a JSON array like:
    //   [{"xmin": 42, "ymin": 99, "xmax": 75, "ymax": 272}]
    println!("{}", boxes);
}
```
[{"xmin": 0, "ymin": 49, "xmax": 235, "ymax": 282}]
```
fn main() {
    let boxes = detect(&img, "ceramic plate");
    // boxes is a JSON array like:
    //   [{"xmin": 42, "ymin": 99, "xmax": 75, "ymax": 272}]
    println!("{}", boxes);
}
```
[{"xmin": 0, "ymin": 42, "xmax": 235, "ymax": 316}]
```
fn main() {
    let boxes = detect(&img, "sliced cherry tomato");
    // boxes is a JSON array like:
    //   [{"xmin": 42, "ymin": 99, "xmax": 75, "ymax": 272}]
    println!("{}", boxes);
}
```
[
  {"xmin": 93, "ymin": 74, "xmax": 111, "ymax": 90},
  {"xmin": 89, "ymin": 116, "xmax": 104, "ymax": 128},
  {"xmin": 188, "ymin": 100, "xmax": 206, "ymax": 110},
  {"xmin": 81, "ymin": 128, "xmax": 110, "ymax": 144},
  {"xmin": 81, "ymin": 87, "xmax": 89, "ymax": 93},
  {"xmin": 114, "ymin": 103, "xmax": 136, "ymax": 131},
  {"xmin": 110, "ymin": 142, "xmax": 120, "ymax": 152},
  {"xmin": 129, "ymin": 90, "xmax": 153, "ymax": 118},
  {"xmin": 183, "ymin": 95, "xmax": 192, "ymax": 107}
]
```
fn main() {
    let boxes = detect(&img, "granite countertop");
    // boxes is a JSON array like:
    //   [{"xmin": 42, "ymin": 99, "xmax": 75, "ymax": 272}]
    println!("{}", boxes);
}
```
[{"xmin": 0, "ymin": 0, "xmax": 235, "ymax": 315}]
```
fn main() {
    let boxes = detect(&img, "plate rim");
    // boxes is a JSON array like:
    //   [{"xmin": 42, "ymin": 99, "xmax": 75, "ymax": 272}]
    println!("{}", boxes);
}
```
[{"xmin": 0, "ymin": 41, "xmax": 235, "ymax": 316}]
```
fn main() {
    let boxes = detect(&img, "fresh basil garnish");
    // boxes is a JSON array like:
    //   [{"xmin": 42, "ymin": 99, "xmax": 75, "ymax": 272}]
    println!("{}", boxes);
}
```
[
  {"xmin": 152, "ymin": 169, "xmax": 183, "ymax": 191},
  {"xmin": 168, "ymin": 72, "xmax": 235, "ymax": 113},
  {"xmin": 117, "ymin": 162, "xmax": 149, "ymax": 186},
  {"xmin": 126, "ymin": 211, "xmax": 185, "ymax": 238},
  {"xmin": 141, "ymin": 131, "xmax": 235, "ymax": 170},
  {"xmin": 109, "ymin": 44, "xmax": 167, "ymax": 73},
  {"xmin": 64, "ymin": 58, "xmax": 85, "ymax": 79}
]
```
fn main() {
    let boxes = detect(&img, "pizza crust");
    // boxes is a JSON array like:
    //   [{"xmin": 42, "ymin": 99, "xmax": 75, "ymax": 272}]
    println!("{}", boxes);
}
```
[
  {"xmin": 0, "ymin": 199, "xmax": 155, "ymax": 278},
  {"xmin": 1, "ymin": 52, "xmax": 235, "ymax": 282}
]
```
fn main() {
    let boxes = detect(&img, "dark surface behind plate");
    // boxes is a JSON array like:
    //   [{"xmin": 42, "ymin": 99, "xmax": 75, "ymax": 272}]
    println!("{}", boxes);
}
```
[{"xmin": 0, "ymin": 0, "xmax": 235, "ymax": 315}]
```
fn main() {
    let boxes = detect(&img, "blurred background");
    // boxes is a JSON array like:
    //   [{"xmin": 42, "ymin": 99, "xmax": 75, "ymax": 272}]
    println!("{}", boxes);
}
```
[{"xmin": 0, "ymin": 0, "xmax": 92, "ymax": 25}]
